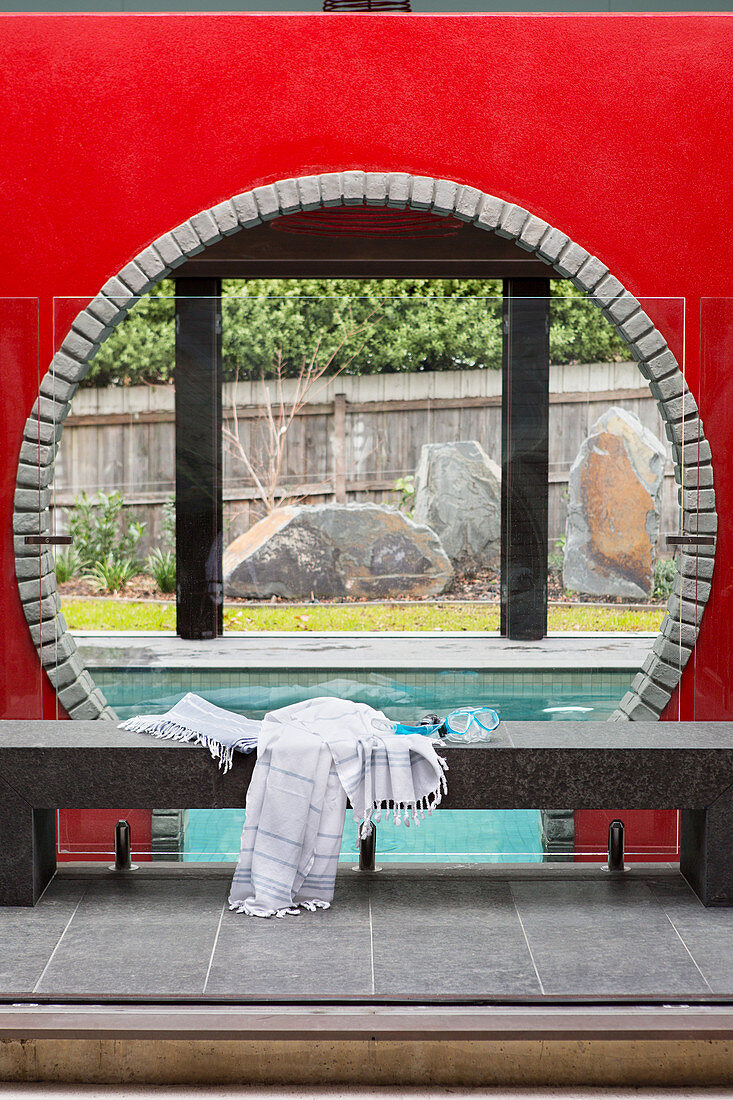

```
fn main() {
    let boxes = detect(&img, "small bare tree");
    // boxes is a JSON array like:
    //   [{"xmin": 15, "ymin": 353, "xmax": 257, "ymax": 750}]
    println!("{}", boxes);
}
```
[{"xmin": 223, "ymin": 305, "xmax": 382, "ymax": 518}]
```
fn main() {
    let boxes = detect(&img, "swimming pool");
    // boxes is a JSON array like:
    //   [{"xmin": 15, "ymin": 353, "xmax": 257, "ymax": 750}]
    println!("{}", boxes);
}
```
[{"xmin": 91, "ymin": 665, "xmax": 631, "ymax": 863}]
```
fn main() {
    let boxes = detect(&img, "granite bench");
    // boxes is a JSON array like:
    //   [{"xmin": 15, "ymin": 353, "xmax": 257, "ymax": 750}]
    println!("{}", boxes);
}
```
[{"xmin": 1, "ymin": 719, "xmax": 733, "ymax": 907}]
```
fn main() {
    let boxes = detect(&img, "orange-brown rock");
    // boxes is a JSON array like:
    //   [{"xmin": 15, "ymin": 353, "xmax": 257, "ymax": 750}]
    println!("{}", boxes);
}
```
[{"xmin": 563, "ymin": 407, "xmax": 666, "ymax": 598}]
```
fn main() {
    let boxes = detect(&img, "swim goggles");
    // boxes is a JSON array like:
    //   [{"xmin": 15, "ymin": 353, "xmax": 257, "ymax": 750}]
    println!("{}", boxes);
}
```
[{"xmin": 392, "ymin": 707, "xmax": 500, "ymax": 742}]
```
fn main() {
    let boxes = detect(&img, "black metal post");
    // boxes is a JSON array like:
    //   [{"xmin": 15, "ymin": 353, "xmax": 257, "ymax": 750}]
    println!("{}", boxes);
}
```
[
  {"xmin": 174, "ymin": 279, "xmax": 223, "ymax": 640},
  {"xmin": 500, "ymin": 279, "xmax": 551, "ymax": 640},
  {"xmin": 606, "ymin": 819, "xmax": 626, "ymax": 873}
]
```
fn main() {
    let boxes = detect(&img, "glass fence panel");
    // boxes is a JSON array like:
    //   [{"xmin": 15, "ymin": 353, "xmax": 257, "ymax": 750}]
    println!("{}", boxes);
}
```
[
  {"xmin": 48, "ymin": 291, "xmax": 690, "ymax": 862},
  {"xmin": 1, "ymin": 298, "xmax": 44, "ymax": 718}
]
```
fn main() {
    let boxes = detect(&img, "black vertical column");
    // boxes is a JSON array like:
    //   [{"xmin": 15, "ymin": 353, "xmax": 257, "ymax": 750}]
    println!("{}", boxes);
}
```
[
  {"xmin": 500, "ymin": 279, "xmax": 551, "ymax": 641},
  {"xmin": 174, "ymin": 279, "xmax": 223, "ymax": 640}
]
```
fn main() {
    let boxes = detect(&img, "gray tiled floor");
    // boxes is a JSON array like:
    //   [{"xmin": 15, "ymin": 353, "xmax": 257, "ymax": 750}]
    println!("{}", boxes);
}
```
[{"xmin": 2, "ymin": 864, "xmax": 732, "ymax": 999}]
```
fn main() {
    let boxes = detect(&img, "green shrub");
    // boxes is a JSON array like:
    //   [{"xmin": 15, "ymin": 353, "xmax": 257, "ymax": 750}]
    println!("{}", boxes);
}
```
[
  {"xmin": 393, "ymin": 475, "xmax": 415, "ymax": 515},
  {"xmin": 54, "ymin": 545, "xmax": 82, "ymax": 583},
  {"xmin": 654, "ymin": 556, "xmax": 677, "ymax": 600},
  {"xmin": 147, "ymin": 547, "xmax": 176, "ymax": 593},
  {"xmin": 84, "ymin": 554, "xmax": 139, "ymax": 594},
  {"xmin": 69, "ymin": 491, "xmax": 146, "ymax": 572}
]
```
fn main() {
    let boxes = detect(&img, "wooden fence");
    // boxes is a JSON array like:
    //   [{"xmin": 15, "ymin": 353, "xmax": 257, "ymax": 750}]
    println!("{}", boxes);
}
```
[{"xmin": 51, "ymin": 362, "xmax": 680, "ymax": 557}]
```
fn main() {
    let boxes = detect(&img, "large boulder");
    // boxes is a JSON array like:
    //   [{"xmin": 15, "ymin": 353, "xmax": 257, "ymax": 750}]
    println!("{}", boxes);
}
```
[
  {"xmin": 413, "ymin": 440, "xmax": 502, "ymax": 569},
  {"xmin": 223, "ymin": 503, "xmax": 453, "ymax": 600},
  {"xmin": 563, "ymin": 407, "xmax": 666, "ymax": 598}
]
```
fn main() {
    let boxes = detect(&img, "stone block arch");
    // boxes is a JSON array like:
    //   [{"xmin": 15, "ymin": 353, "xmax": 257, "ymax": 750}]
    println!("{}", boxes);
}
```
[{"xmin": 13, "ymin": 171, "xmax": 717, "ymax": 722}]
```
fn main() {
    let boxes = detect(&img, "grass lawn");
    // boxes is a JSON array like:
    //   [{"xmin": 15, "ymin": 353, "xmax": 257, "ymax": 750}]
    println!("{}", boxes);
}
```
[{"xmin": 61, "ymin": 598, "xmax": 665, "ymax": 633}]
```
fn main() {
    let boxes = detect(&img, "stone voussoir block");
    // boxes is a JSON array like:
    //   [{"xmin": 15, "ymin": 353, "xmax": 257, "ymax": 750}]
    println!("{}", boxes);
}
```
[
  {"xmin": 48, "ymin": 653, "xmax": 87, "ymax": 690},
  {"xmin": 23, "ymin": 417, "xmax": 62, "ymax": 447},
  {"xmin": 516, "ymin": 214, "xmax": 550, "ymax": 253},
  {"xmin": 100, "ymin": 277, "xmax": 139, "ymax": 311},
  {"xmin": 589, "ymin": 273, "xmax": 624, "ymax": 309},
  {"xmin": 153, "ymin": 232, "xmax": 187, "ymax": 268},
  {"xmin": 661, "ymin": 614, "xmax": 698, "ymax": 649},
  {"xmin": 274, "ymin": 179, "xmax": 302, "ymax": 216},
  {"xmin": 536, "ymin": 227, "xmax": 570, "ymax": 264},
  {"xmin": 30, "ymin": 619, "xmax": 63, "ymax": 646},
  {"xmin": 674, "ymin": 439, "xmax": 712, "ymax": 467},
  {"xmin": 666, "ymin": 416, "xmax": 704, "ymax": 446},
  {"xmin": 16, "ymin": 461, "xmax": 53, "ymax": 489},
  {"xmin": 409, "ymin": 176, "xmax": 435, "ymax": 211},
  {"xmin": 48, "ymin": 350, "xmax": 88, "ymax": 385},
  {"xmin": 667, "ymin": 592, "xmax": 705, "ymax": 626},
  {"xmin": 86, "ymin": 294, "xmax": 125, "ymax": 329},
  {"xmin": 431, "ymin": 179, "xmax": 459, "ymax": 217},
  {"xmin": 190, "ymin": 209, "xmax": 223, "ymax": 246},
  {"xmin": 17, "ymin": 573, "xmax": 57, "ymax": 602},
  {"xmin": 57, "ymin": 671, "xmax": 97, "ymax": 711},
  {"xmin": 72, "ymin": 309, "xmax": 110, "ymax": 344},
  {"xmin": 68, "ymin": 690, "xmax": 107, "ymax": 720},
  {"xmin": 630, "ymin": 328, "xmax": 667, "ymax": 362},
  {"xmin": 679, "ymin": 552, "xmax": 715, "ymax": 581},
  {"xmin": 619, "ymin": 692, "xmax": 661, "ymax": 721},
  {"xmin": 641, "ymin": 348, "xmax": 679, "ymax": 383},
  {"xmin": 641, "ymin": 652, "xmax": 682, "ymax": 691},
  {"xmin": 297, "ymin": 176, "xmax": 322, "ymax": 211},
  {"xmin": 342, "ymin": 171, "xmax": 366, "ymax": 206},
  {"xmin": 210, "ymin": 200, "xmax": 240, "ymax": 236},
  {"xmin": 100, "ymin": 706, "xmax": 119, "ymax": 721},
  {"xmin": 13, "ymin": 510, "xmax": 50, "ymax": 536},
  {"xmin": 41, "ymin": 630, "xmax": 79, "ymax": 664},
  {"xmin": 134, "ymin": 245, "xmax": 170, "ymax": 280},
  {"xmin": 39, "ymin": 372, "xmax": 77, "ymax": 405},
  {"xmin": 676, "ymin": 463, "xmax": 713, "ymax": 489},
  {"xmin": 630, "ymin": 673, "xmax": 671, "ymax": 713},
  {"xmin": 571, "ymin": 256, "xmax": 608, "ymax": 293},
  {"xmin": 652, "ymin": 632, "xmax": 692, "ymax": 666},
  {"xmin": 453, "ymin": 185, "xmax": 483, "ymax": 223},
  {"xmin": 18, "ymin": 439, "xmax": 57, "ymax": 468},
  {"xmin": 23, "ymin": 592, "xmax": 60, "ymax": 625},
  {"xmin": 171, "ymin": 220, "xmax": 206, "ymax": 256},
  {"xmin": 683, "ymin": 510, "xmax": 718, "ymax": 534},
  {"xmin": 33, "ymin": 394, "xmax": 71, "ymax": 426},
  {"xmin": 474, "ymin": 195, "xmax": 506, "ymax": 232},
  {"xmin": 60, "ymin": 328, "xmax": 96, "ymax": 364},
  {"xmin": 663, "ymin": 390, "xmax": 699, "ymax": 424},
  {"xmin": 14, "ymin": 551, "xmax": 54, "ymax": 581},
  {"xmin": 607, "ymin": 709, "xmax": 630, "ymax": 723},
  {"xmin": 681, "ymin": 487, "xmax": 716, "ymax": 511},
  {"xmin": 674, "ymin": 573, "xmax": 712, "ymax": 603},
  {"xmin": 650, "ymin": 371, "xmax": 686, "ymax": 403},
  {"xmin": 554, "ymin": 242, "xmax": 589, "ymax": 278},
  {"xmin": 118, "ymin": 261, "xmax": 154, "ymax": 296},
  {"xmin": 495, "ymin": 204, "xmax": 530, "ymax": 240},
  {"xmin": 14, "ymin": 487, "xmax": 51, "ymax": 513},
  {"xmin": 319, "ymin": 173, "xmax": 345, "ymax": 208},
  {"xmin": 386, "ymin": 173, "xmax": 412, "ymax": 208},
  {"xmin": 605, "ymin": 292, "xmax": 641, "ymax": 326},
  {"xmin": 365, "ymin": 173, "xmax": 388, "ymax": 206},
  {"xmin": 617, "ymin": 310, "xmax": 655, "ymax": 344}
]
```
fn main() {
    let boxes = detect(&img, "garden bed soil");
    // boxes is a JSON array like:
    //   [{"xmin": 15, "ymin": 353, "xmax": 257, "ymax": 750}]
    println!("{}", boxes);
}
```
[{"xmin": 57, "ymin": 567, "xmax": 666, "ymax": 607}]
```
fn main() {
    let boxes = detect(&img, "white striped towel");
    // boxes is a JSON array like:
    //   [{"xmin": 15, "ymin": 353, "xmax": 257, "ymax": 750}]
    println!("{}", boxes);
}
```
[
  {"xmin": 118, "ymin": 691, "xmax": 260, "ymax": 772},
  {"xmin": 228, "ymin": 697, "xmax": 447, "ymax": 918}
]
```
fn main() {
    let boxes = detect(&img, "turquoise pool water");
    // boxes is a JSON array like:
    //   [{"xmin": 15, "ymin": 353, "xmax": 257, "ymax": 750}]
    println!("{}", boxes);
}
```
[{"xmin": 92, "ymin": 665, "xmax": 631, "ymax": 864}]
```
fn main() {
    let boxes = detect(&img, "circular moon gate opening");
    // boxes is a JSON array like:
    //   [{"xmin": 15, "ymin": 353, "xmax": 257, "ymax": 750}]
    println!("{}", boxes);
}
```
[{"xmin": 13, "ymin": 172, "xmax": 715, "ymax": 724}]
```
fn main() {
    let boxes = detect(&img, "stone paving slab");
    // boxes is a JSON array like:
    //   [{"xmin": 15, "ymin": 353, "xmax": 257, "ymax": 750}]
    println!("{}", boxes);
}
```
[
  {"xmin": 73, "ymin": 631, "xmax": 655, "ymax": 671},
  {"xmin": 3, "ymin": 865, "xmax": 733, "ymax": 1000}
]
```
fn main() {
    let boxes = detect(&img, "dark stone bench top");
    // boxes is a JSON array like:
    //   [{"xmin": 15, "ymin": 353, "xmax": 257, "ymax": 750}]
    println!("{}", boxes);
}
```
[{"xmin": 2, "ymin": 720, "xmax": 733, "ymax": 810}]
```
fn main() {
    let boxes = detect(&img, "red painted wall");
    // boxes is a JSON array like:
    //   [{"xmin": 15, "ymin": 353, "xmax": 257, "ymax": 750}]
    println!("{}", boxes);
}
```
[{"xmin": 0, "ymin": 14, "xmax": 731, "ymax": 855}]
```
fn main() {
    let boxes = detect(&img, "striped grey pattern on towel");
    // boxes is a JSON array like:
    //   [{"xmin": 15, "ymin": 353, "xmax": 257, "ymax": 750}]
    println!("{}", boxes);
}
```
[
  {"xmin": 118, "ymin": 691, "xmax": 260, "ymax": 772},
  {"xmin": 228, "ymin": 697, "xmax": 447, "ymax": 918}
]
